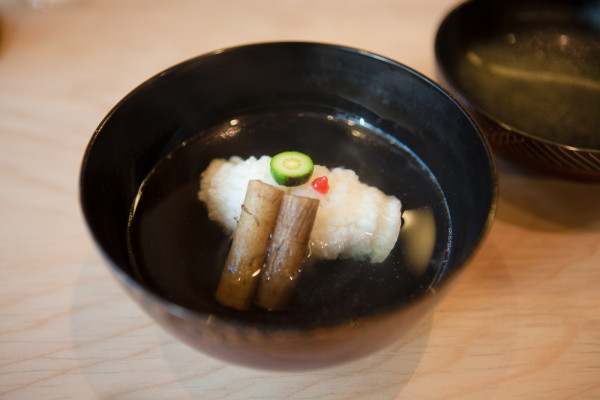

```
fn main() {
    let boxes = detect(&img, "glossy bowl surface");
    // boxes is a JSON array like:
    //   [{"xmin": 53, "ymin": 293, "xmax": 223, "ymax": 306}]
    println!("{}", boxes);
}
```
[
  {"xmin": 436, "ymin": 0, "xmax": 600, "ymax": 180},
  {"xmin": 80, "ymin": 42, "xmax": 497, "ymax": 370}
]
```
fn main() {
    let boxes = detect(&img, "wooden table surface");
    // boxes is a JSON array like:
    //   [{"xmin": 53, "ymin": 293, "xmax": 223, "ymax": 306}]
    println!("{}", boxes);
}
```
[{"xmin": 1, "ymin": 0, "xmax": 599, "ymax": 398}]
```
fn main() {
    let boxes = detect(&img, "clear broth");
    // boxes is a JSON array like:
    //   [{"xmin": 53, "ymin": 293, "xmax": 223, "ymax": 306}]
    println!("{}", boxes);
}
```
[{"xmin": 127, "ymin": 109, "xmax": 451, "ymax": 329}]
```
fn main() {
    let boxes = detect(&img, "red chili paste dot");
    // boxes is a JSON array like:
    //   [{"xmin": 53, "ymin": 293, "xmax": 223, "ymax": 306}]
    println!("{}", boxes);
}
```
[{"xmin": 311, "ymin": 176, "xmax": 329, "ymax": 194}]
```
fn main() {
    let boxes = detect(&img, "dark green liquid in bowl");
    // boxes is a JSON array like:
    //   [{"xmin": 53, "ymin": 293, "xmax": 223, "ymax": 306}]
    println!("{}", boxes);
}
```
[
  {"xmin": 126, "ymin": 109, "xmax": 452, "ymax": 330},
  {"xmin": 456, "ymin": 26, "xmax": 600, "ymax": 149}
]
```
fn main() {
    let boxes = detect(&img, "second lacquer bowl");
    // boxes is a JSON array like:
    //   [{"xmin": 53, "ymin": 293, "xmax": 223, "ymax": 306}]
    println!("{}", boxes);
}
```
[{"xmin": 436, "ymin": 0, "xmax": 600, "ymax": 180}]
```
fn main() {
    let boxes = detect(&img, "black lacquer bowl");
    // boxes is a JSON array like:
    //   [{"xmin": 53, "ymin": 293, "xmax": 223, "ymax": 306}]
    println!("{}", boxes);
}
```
[
  {"xmin": 436, "ymin": 0, "xmax": 600, "ymax": 180},
  {"xmin": 80, "ymin": 42, "xmax": 497, "ymax": 370}
]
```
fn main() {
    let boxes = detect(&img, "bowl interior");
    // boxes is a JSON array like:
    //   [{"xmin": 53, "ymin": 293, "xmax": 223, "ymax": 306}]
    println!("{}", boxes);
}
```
[
  {"xmin": 80, "ymin": 42, "xmax": 496, "ymax": 356},
  {"xmin": 436, "ymin": 0, "xmax": 600, "ymax": 150},
  {"xmin": 126, "ymin": 108, "xmax": 452, "ymax": 328}
]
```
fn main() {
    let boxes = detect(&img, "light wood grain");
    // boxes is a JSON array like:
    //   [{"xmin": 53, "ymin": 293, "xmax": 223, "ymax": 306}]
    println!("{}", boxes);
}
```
[{"xmin": 1, "ymin": 0, "xmax": 599, "ymax": 398}]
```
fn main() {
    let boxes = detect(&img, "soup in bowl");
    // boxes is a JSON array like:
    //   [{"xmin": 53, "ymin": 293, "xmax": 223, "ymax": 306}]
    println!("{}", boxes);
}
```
[{"xmin": 80, "ymin": 42, "xmax": 497, "ymax": 370}]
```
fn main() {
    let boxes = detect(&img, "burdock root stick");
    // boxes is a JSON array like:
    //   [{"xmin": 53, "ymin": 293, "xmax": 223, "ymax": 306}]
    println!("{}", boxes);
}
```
[
  {"xmin": 254, "ymin": 194, "xmax": 320, "ymax": 311},
  {"xmin": 215, "ymin": 180, "xmax": 284, "ymax": 311}
]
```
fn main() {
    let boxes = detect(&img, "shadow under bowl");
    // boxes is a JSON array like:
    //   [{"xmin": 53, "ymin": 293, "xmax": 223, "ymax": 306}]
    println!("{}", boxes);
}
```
[
  {"xmin": 436, "ymin": 0, "xmax": 600, "ymax": 180},
  {"xmin": 80, "ymin": 42, "xmax": 497, "ymax": 370}
]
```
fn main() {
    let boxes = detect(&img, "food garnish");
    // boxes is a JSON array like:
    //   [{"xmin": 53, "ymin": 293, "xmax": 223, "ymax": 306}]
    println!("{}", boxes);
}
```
[
  {"xmin": 270, "ymin": 151, "xmax": 314, "ymax": 186},
  {"xmin": 311, "ymin": 176, "xmax": 329, "ymax": 194}
]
